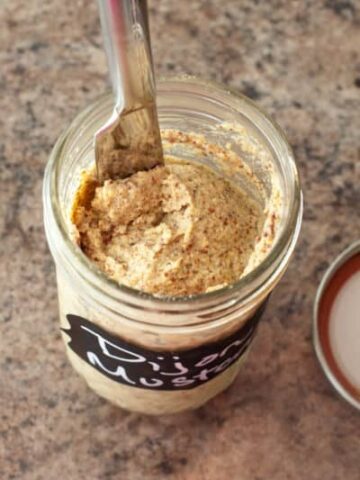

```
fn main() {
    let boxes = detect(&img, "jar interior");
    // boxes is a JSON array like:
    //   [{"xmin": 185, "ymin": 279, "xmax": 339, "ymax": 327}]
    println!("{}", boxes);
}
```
[
  {"xmin": 48, "ymin": 77, "xmax": 301, "ymax": 313},
  {"xmin": 57, "ymin": 79, "xmax": 294, "ymax": 254}
]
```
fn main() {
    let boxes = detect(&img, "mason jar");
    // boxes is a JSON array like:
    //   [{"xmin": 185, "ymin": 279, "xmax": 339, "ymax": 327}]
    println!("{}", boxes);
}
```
[{"xmin": 43, "ymin": 77, "xmax": 302, "ymax": 415}]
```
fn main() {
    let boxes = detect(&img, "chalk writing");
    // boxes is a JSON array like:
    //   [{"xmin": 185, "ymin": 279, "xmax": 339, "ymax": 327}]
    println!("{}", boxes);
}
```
[{"xmin": 63, "ymin": 300, "xmax": 267, "ymax": 391}]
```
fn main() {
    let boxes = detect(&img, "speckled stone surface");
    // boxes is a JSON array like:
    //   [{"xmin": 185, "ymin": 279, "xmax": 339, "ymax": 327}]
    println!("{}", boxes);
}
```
[{"xmin": 1, "ymin": 1, "xmax": 360, "ymax": 479}]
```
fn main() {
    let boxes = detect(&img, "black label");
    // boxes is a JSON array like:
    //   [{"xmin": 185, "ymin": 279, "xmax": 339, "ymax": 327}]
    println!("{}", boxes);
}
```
[{"xmin": 62, "ymin": 301, "xmax": 267, "ymax": 391}]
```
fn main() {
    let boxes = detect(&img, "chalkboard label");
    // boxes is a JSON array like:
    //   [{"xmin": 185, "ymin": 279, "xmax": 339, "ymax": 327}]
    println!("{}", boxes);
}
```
[{"xmin": 63, "ymin": 301, "xmax": 267, "ymax": 391}]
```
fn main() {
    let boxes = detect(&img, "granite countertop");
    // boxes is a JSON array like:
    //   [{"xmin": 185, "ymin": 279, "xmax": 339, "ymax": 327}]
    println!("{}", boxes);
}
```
[{"xmin": 1, "ymin": 0, "xmax": 359, "ymax": 479}]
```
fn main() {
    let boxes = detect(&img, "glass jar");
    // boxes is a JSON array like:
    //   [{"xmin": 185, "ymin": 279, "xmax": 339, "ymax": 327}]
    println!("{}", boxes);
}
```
[{"xmin": 43, "ymin": 77, "xmax": 302, "ymax": 415}]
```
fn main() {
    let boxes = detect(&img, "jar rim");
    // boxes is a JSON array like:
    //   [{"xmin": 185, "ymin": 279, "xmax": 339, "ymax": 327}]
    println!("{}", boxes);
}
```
[{"xmin": 44, "ymin": 76, "xmax": 303, "ymax": 312}]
